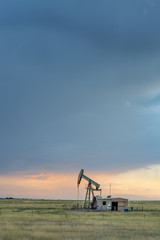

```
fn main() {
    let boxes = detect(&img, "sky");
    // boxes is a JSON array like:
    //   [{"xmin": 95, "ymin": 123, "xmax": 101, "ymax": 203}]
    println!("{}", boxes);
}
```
[{"xmin": 1, "ymin": 0, "xmax": 160, "ymax": 199}]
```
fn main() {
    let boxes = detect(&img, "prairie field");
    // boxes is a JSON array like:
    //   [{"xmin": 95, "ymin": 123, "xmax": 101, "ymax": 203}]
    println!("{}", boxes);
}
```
[{"xmin": 0, "ymin": 199, "xmax": 160, "ymax": 240}]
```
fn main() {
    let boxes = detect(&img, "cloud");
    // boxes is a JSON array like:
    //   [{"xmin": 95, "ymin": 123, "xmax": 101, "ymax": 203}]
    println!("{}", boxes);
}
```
[
  {"xmin": 144, "ymin": 8, "xmax": 149, "ymax": 15},
  {"xmin": 134, "ymin": 84, "xmax": 160, "ymax": 114},
  {"xmin": 147, "ymin": 0, "xmax": 160, "ymax": 6},
  {"xmin": 0, "ymin": 0, "xmax": 160, "ymax": 174},
  {"xmin": 0, "ymin": 165, "xmax": 160, "ymax": 199},
  {"xmin": 1, "ymin": 0, "xmax": 160, "ymax": 55}
]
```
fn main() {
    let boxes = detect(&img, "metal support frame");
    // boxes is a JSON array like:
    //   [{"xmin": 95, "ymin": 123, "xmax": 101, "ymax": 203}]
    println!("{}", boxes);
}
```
[
  {"xmin": 84, "ymin": 182, "xmax": 92, "ymax": 208},
  {"xmin": 84, "ymin": 182, "xmax": 102, "ymax": 209}
]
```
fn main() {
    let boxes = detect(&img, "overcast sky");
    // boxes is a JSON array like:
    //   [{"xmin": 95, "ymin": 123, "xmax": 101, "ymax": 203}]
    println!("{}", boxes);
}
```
[{"xmin": 1, "ymin": 0, "xmax": 160, "ymax": 174}]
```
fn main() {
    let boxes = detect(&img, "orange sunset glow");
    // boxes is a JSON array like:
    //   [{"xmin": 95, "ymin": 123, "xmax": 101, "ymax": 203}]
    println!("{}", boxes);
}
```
[{"xmin": 1, "ymin": 164, "xmax": 160, "ymax": 200}]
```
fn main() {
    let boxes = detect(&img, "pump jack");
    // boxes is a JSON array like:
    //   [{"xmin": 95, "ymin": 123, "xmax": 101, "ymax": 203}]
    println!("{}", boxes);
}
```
[{"xmin": 77, "ymin": 169, "xmax": 101, "ymax": 209}]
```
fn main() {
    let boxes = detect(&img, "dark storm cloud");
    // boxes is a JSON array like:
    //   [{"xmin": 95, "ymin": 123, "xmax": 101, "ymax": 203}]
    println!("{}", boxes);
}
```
[
  {"xmin": 0, "ymin": 0, "xmax": 160, "ymax": 173},
  {"xmin": 1, "ymin": 0, "xmax": 160, "ymax": 55}
]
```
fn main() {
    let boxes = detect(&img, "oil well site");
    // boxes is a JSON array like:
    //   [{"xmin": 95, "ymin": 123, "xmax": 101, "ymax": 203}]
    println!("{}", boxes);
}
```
[
  {"xmin": 0, "ymin": 169, "xmax": 160, "ymax": 240},
  {"xmin": 77, "ymin": 169, "xmax": 128, "ymax": 212}
]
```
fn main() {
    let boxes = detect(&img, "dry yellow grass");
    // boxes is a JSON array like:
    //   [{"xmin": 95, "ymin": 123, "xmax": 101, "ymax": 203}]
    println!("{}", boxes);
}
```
[{"xmin": 0, "ymin": 199, "xmax": 160, "ymax": 240}]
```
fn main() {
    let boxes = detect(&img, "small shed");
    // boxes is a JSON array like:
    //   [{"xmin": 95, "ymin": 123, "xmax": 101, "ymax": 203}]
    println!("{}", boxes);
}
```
[
  {"xmin": 111, "ymin": 198, "xmax": 128, "ymax": 211},
  {"xmin": 96, "ymin": 197, "xmax": 128, "ymax": 211},
  {"xmin": 96, "ymin": 197, "xmax": 112, "ymax": 211}
]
